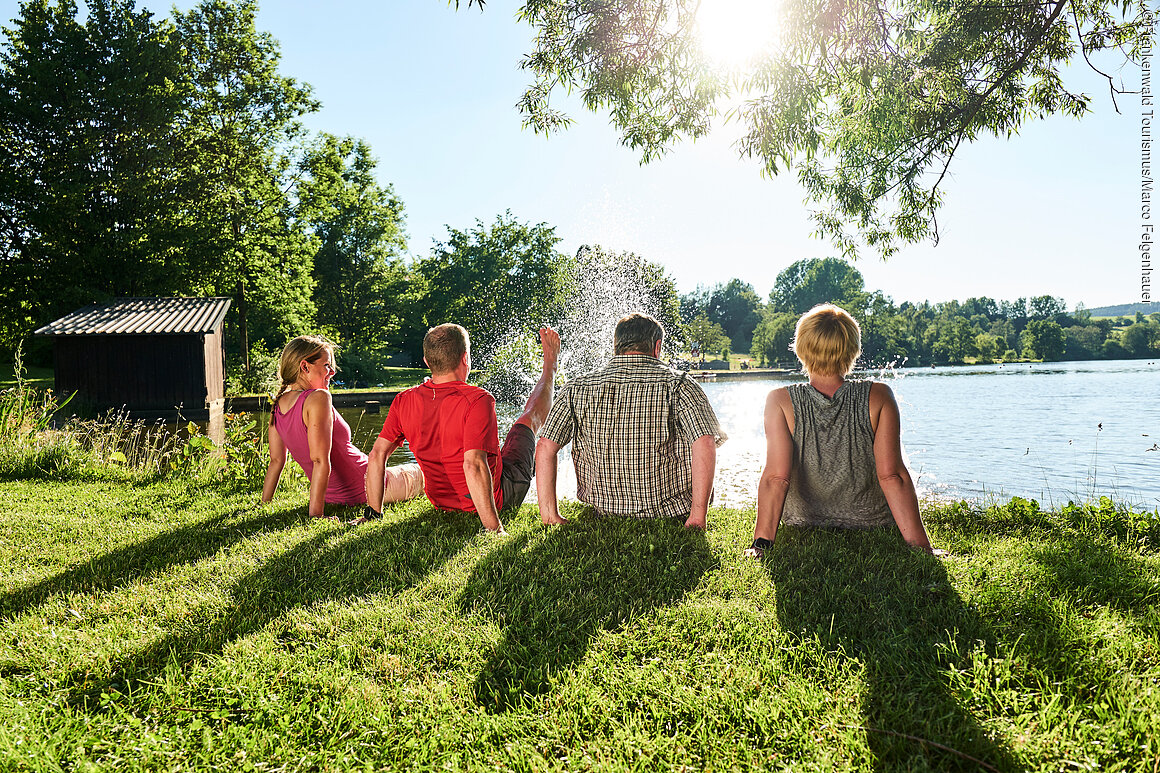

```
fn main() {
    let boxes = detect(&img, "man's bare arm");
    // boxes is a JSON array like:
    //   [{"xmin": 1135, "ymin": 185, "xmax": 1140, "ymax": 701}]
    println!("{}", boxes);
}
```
[
  {"xmin": 365, "ymin": 436, "xmax": 402, "ymax": 513},
  {"xmin": 685, "ymin": 434, "xmax": 717, "ymax": 529},
  {"xmin": 463, "ymin": 449, "xmax": 503, "ymax": 533},
  {"xmin": 535, "ymin": 437, "xmax": 568, "ymax": 525}
]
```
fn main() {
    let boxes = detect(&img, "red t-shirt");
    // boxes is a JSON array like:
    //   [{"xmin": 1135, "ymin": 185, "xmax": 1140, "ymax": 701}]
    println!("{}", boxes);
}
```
[{"xmin": 378, "ymin": 379, "xmax": 503, "ymax": 512}]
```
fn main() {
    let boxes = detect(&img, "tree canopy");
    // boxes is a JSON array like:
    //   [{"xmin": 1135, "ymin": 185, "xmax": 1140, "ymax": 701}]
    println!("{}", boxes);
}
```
[
  {"xmin": 416, "ymin": 212, "xmax": 574, "ymax": 364},
  {"xmin": 0, "ymin": 0, "xmax": 189, "ymax": 350},
  {"xmin": 458, "ymin": 0, "xmax": 1144, "ymax": 258},
  {"xmin": 681, "ymin": 279, "xmax": 763, "ymax": 350},
  {"xmin": 299, "ymin": 134, "xmax": 417, "ymax": 360},
  {"xmin": 770, "ymin": 257, "xmax": 868, "ymax": 314}
]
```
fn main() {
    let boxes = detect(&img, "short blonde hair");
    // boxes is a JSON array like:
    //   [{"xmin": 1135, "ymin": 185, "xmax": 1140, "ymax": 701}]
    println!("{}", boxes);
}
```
[{"xmin": 791, "ymin": 304, "xmax": 861, "ymax": 377}]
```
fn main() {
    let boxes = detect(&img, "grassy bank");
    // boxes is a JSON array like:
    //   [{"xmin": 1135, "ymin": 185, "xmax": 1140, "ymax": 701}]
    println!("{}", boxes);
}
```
[
  {"xmin": 1, "ymin": 476, "xmax": 1158, "ymax": 772},
  {"xmin": 0, "ymin": 361, "xmax": 52, "ymax": 389}
]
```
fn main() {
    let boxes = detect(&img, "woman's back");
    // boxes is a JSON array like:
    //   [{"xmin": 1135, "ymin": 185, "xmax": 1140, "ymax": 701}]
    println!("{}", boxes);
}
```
[
  {"xmin": 272, "ymin": 389, "xmax": 367, "ymax": 505},
  {"xmin": 782, "ymin": 380, "xmax": 892, "ymax": 528}
]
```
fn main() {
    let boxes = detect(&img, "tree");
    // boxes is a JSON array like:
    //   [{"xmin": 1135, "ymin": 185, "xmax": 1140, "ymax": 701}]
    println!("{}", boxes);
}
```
[
  {"xmin": 680, "ymin": 279, "xmax": 763, "ymax": 350},
  {"xmin": 173, "ymin": 0, "xmax": 320, "ymax": 371},
  {"xmin": 1023, "ymin": 319, "xmax": 1066, "ymax": 360},
  {"xmin": 543, "ymin": 244, "xmax": 684, "ymax": 376},
  {"xmin": 416, "ymin": 212, "xmax": 573, "ymax": 364},
  {"xmin": 679, "ymin": 285, "xmax": 710, "ymax": 325},
  {"xmin": 684, "ymin": 314, "xmax": 729, "ymax": 357},
  {"xmin": 975, "ymin": 332, "xmax": 1001, "ymax": 361},
  {"xmin": 750, "ymin": 310, "xmax": 797, "ymax": 367},
  {"xmin": 0, "ymin": 0, "xmax": 189, "ymax": 351},
  {"xmin": 298, "ymin": 134, "xmax": 418, "ymax": 359},
  {"xmin": 1064, "ymin": 325, "xmax": 1104, "ymax": 359},
  {"xmin": 1029, "ymin": 295, "xmax": 1067, "ymax": 321},
  {"xmin": 930, "ymin": 316, "xmax": 977, "ymax": 363},
  {"xmin": 961, "ymin": 297, "xmax": 1000, "ymax": 321},
  {"xmin": 770, "ymin": 258, "xmax": 867, "ymax": 315},
  {"xmin": 457, "ymin": 0, "xmax": 1142, "ymax": 257},
  {"xmin": 1122, "ymin": 321, "xmax": 1160, "ymax": 357},
  {"xmin": 708, "ymin": 279, "xmax": 763, "ymax": 351}
]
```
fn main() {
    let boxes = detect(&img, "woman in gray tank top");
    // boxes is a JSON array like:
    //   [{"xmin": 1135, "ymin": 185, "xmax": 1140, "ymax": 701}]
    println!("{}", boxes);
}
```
[{"xmin": 746, "ymin": 305, "xmax": 938, "ymax": 556}]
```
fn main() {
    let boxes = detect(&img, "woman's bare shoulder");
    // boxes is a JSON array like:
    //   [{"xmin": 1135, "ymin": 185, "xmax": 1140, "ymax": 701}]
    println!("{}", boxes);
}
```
[
  {"xmin": 766, "ymin": 385, "xmax": 792, "ymax": 406},
  {"xmin": 302, "ymin": 388, "xmax": 333, "ymax": 413},
  {"xmin": 868, "ymin": 380, "xmax": 896, "ymax": 402}
]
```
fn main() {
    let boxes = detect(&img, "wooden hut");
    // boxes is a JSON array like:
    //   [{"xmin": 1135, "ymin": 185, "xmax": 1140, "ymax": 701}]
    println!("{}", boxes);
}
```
[{"xmin": 35, "ymin": 297, "xmax": 232, "ymax": 414}]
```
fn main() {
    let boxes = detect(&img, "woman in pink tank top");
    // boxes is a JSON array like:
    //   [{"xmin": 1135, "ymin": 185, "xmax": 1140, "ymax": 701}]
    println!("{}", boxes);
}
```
[{"xmin": 260, "ymin": 336, "xmax": 423, "ymax": 519}]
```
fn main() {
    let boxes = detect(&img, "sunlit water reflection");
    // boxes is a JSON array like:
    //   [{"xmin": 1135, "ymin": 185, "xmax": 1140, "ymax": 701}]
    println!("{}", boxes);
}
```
[{"xmin": 340, "ymin": 359, "xmax": 1159, "ymax": 511}]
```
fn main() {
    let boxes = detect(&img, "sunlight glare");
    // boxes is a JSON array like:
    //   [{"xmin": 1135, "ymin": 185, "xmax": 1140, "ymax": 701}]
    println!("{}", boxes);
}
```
[{"xmin": 695, "ymin": 0, "xmax": 781, "ymax": 71}]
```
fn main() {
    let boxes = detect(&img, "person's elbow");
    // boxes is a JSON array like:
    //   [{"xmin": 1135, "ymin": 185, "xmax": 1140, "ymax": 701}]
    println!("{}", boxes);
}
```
[
  {"xmin": 877, "ymin": 464, "xmax": 912, "ymax": 490},
  {"xmin": 758, "ymin": 468, "xmax": 790, "ymax": 495},
  {"xmin": 310, "ymin": 449, "xmax": 331, "ymax": 471},
  {"xmin": 535, "ymin": 437, "xmax": 561, "ymax": 464},
  {"xmin": 368, "ymin": 441, "xmax": 390, "ymax": 469},
  {"xmin": 462, "ymin": 454, "xmax": 489, "ymax": 482},
  {"xmin": 691, "ymin": 435, "xmax": 717, "ymax": 463}
]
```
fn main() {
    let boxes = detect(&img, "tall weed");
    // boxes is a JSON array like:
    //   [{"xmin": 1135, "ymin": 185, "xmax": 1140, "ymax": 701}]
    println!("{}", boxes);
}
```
[
  {"xmin": 0, "ymin": 345, "xmax": 88, "ymax": 479},
  {"xmin": 1, "ymin": 348, "xmax": 269, "ymax": 485}
]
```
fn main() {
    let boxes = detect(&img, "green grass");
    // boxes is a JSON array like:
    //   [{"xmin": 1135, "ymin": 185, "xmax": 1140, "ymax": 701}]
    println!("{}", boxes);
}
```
[
  {"xmin": 1, "ymin": 482, "xmax": 1158, "ymax": 772},
  {"xmin": 331, "ymin": 367, "xmax": 429, "ymax": 392},
  {"xmin": 0, "ymin": 362, "xmax": 53, "ymax": 389}
]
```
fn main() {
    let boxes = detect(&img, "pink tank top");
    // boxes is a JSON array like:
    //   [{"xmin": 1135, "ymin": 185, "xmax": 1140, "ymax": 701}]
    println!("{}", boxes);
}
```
[{"xmin": 273, "ymin": 389, "xmax": 368, "ymax": 505}]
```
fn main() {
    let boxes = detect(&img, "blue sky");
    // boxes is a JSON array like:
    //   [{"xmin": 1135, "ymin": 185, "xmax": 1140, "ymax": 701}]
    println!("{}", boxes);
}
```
[{"xmin": 3, "ymin": 0, "xmax": 1142, "ymax": 308}]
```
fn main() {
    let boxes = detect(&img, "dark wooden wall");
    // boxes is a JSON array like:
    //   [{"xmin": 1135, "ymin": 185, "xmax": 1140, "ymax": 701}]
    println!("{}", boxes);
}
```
[{"xmin": 54, "ymin": 333, "xmax": 221, "ymax": 411}]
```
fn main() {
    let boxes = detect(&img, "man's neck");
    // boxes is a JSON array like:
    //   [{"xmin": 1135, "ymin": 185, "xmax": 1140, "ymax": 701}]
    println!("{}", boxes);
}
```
[
  {"xmin": 616, "ymin": 351, "xmax": 656, "ymax": 359},
  {"xmin": 429, "ymin": 366, "xmax": 469, "ymax": 384}
]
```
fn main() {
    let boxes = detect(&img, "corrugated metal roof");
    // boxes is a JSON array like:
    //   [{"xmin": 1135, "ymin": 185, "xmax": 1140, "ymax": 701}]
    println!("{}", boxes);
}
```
[{"xmin": 34, "ymin": 297, "xmax": 232, "ymax": 336}]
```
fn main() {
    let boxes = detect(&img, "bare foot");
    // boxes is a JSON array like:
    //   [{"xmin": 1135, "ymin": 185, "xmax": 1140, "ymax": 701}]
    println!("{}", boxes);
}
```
[{"xmin": 539, "ymin": 327, "xmax": 560, "ymax": 369}]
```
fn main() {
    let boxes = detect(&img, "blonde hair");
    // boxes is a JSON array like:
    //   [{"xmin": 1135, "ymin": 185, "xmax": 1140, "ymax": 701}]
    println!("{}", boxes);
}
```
[
  {"xmin": 423, "ymin": 324, "xmax": 469, "ymax": 374},
  {"xmin": 269, "ymin": 335, "xmax": 336, "ymax": 424},
  {"xmin": 791, "ymin": 304, "xmax": 861, "ymax": 377}
]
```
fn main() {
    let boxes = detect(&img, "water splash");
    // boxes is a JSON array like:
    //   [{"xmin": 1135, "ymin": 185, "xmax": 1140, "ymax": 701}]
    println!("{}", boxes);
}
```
[{"xmin": 479, "ymin": 246, "xmax": 682, "ymax": 398}]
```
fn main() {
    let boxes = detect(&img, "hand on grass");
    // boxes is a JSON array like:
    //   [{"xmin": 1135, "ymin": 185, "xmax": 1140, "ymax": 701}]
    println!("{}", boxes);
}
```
[
  {"xmin": 684, "ymin": 513, "xmax": 706, "ymax": 530},
  {"xmin": 910, "ymin": 543, "xmax": 949, "ymax": 558}
]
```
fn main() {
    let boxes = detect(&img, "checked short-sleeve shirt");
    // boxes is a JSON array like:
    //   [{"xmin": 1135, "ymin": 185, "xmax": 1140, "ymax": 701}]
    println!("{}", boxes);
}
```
[{"xmin": 539, "ymin": 354, "xmax": 727, "ymax": 519}]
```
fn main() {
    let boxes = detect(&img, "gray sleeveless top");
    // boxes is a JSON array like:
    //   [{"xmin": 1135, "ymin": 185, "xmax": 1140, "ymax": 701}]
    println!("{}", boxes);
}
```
[{"xmin": 782, "ymin": 380, "xmax": 893, "ymax": 529}]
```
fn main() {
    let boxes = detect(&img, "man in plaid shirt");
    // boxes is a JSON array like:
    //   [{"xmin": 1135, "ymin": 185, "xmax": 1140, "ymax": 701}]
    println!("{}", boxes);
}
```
[{"xmin": 535, "ymin": 312, "xmax": 727, "ymax": 528}]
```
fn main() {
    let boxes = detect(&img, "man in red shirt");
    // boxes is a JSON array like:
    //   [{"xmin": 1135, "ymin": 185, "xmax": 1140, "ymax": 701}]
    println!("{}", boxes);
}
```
[{"xmin": 362, "ymin": 323, "xmax": 560, "ymax": 532}]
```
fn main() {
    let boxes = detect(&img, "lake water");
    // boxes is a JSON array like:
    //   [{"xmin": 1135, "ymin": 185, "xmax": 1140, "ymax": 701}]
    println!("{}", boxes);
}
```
[{"xmin": 337, "ymin": 359, "xmax": 1160, "ymax": 510}]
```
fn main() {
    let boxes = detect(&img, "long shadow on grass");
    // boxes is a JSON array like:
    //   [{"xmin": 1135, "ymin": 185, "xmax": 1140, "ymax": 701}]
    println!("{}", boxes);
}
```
[
  {"xmin": 64, "ymin": 509, "xmax": 477, "ymax": 708},
  {"xmin": 459, "ymin": 515, "xmax": 715, "ymax": 712},
  {"xmin": 0, "ymin": 505, "xmax": 303, "ymax": 620},
  {"xmin": 765, "ymin": 528, "xmax": 1021, "ymax": 773}
]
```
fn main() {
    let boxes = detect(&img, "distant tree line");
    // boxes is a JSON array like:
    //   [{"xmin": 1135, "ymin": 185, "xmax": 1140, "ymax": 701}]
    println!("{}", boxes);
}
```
[{"xmin": 679, "ymin": 258, "xmax": 1160, "ymax": 367}]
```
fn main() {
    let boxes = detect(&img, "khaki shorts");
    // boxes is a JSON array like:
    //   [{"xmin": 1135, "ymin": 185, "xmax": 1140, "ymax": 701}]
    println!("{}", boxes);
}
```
[{"xmin": 498, "ymin": 423, "xmax": 536, "ymax": 511}]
